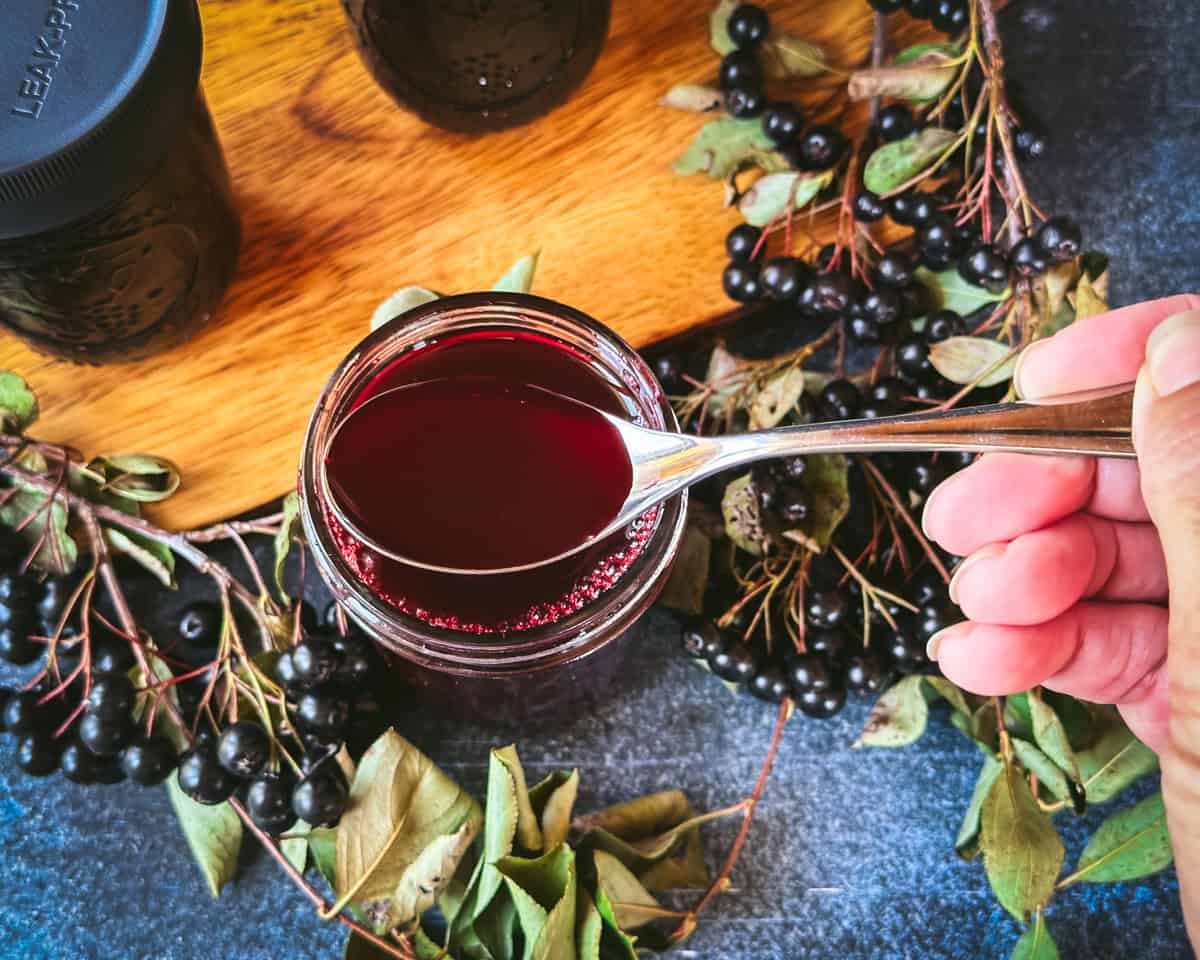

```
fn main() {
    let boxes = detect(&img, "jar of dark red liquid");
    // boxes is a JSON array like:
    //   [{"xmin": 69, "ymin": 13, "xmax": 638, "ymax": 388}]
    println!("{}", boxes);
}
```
[
  {"xmin": 299, "ymin": 293, "xmax": 686, "ymax": 722},
  {"xmin": 340, "ymin": 0, "xmax": 611, "ymax": 133},
  {"xmin": 0, "ymin": 0, "xmax": 240, "ymax": 363}
]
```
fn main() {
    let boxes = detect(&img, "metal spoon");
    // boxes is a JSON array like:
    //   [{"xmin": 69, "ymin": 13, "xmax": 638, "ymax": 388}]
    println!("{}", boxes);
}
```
[{"xmin": 321, "ymin": 381, "xmax": 1134, "ymax": 577}]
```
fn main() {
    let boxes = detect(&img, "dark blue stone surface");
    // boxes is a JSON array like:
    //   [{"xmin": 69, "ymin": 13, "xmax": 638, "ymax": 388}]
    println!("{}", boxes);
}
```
[{"xmin": 1, "ymin": 0, "xmax": 1197, "ymax": 957}]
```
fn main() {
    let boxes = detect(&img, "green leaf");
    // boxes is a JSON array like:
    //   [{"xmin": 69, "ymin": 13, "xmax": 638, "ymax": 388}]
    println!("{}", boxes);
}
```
[
  {"xmin": 274, "ymin": 491, "xmax": 302, "ymax": 599},
  {"xmin": 87, "ymin": 453, "xmax": 181, "ymax": 504},
  {"xmin": 863, "ymin": 127, "xmax": 958, "ymax": 194},
  {"xmin": 593, "ymin": 850, "xmax": 660, "ymax": 931},
  {"xmin": 708, "ymin": 0, "xmax": 739, "ymax": 55},
  {"xmin": 282, "ymin": 819, "xmax": 311, "ymax": 876},
  {"xmin": 593, "ymin": 887, "xmax": 638, "ymax": 960},
  {"xmin": 659, "ymin": 83, "xmax": 722, "ymax": 112},
  {"xmin": 1043, "ymin": 692, "xmax": 1095, "ymax": 750},
  {"xmin": 576, "ymin": 889, "xmax": 604, "ymax": 960},
  {"xmin": 474, "ymin": 889, "xmax": 519, "ymax": 960},
  {"xmin": 1068, "ymin": 792, "xmax": 1173, "ymax": 884},
  {"xmin": 1029, "ymin": 690, "xmax": 1082, "ymax": 784},
  {"xmin": 672, "ymin": 117, "xmax": 778, "ymax": 180},
  {"xmin": 895, "ymin": 41, "xmax": 962, "ymax": 65},
  {"xmin": 915, "ymin": 266, "xmax": 1011, "ymax": 316},
  {"xmin": 791, "ymin": 453, "xmax": 850, "ymax": 550},
  {"xmin": 760, "ymin": 32, "xmax": 827, "ymax": 79},
  {"xmin": 310, "ymin": 826, "xmax": 337, "ymax": 887},
  {"xmin": 749, "ymin": 366, "xmax": 806, "ymax": 429},
  {"xmin": 333, "ymin": 730, "xmax": 483, "ymax": 931},
  {"xmin": 721, "ymin": 473, "xmax": 766, "ymax": 556},
  {"xmin": 854, "ymin": 675, "xmax": 929, "ymax": 748},
  {"xmin": 0, "ymin": 487, "xmax": 78, "ymax": 575},
  {"xmin": 0, "ymin": 371, "xmax": 37, "ymax": 432},
  {"xmin": 929, "ymin": 336, "xmax": 1016, "ymax": 387},
  {"xmin": 980, "ymin": 762, "xmax": 1064, "ymax": 923},
  {"xmin": 658, "ymin": 524, "xmax": 711, "ymax": 616},
  {"xmin": 737, "ymin": 170, "xmax": 833, "ymax": 227},
  {"xmin": 1011, "ymin": 738, "xmax": 1072, "ymax": 803},
  {"xmin": 924, "ymin": 677, "xmax": 980, "ymax": 718},
  {"xmin": 1010, "ymin": 913, "xmax": 1060, "ymax": 960},
  {"xmin": 497, "ymin": 845, "xmax": 577, "ymax": 960},
  {"xmin": 410, "ymin": 929, "xmax": 446, "ymax": 960},
  {"xmin": 371, "ymin": 286, "xmax": 440, "ymax": 332},
  {"xmin": 956, "ymin": 755, "xmax": 1003, "ymax": 859},
  {"xmin": 493, "ymin": 253, "xmax": 540, "ymax": 294},
  {"xmin": 1076, "ymin": 717, "xmax": 1158, "ymax": 803},
  {"xmin": 1005, "ymin": 693, "xmax": 1034, "ymax": 741},
  {"xmin": 166, "ymin": 777, "xmax": 243, "ymax": 898},
  {"xmin": 104, "ymin": 527, "xmax": 176, "ymax": 588}
]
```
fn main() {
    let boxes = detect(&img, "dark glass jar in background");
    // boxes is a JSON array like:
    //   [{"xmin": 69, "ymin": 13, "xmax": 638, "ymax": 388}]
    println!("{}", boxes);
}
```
[
  {"xmin": 341, "ymin": 0, "xmax": 611, "ymax": 134},
  {"xmin": 0, "ymin": 0, "xmax": 240, "ymax": 364}
]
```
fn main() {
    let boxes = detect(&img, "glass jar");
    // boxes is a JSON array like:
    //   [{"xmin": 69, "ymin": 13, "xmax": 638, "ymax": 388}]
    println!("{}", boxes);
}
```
[
  {"xmin": 299, "ymin": 293, "xmax": 687, "ymax": 723},
  {"xmin": 0, "ymin": 0, "xmax": 240, "ymax": 363},
  {"xmin": 340, "ymin": 0, "xmax": 611, "ymax": 134}
]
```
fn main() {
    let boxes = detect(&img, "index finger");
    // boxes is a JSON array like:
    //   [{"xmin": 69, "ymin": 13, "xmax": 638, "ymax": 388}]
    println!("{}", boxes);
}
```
[{"xmin": 1014, "ymin": 294, "xmax": 1200, "ymax": 399}]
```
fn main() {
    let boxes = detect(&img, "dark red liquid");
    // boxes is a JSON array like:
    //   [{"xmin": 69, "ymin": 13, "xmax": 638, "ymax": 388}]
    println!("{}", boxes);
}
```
[
  {"xmin": 325, "ymin": 377, "xmax": 632, "ymax": 570},
  {"xmin": 322, "ymin": 331, "xmax": 656, "ymax": 632}
]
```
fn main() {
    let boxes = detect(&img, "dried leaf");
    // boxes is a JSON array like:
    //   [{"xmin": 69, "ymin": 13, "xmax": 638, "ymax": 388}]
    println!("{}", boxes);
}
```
[
  {"xmin": 1029, "ymin": 690, "xmax": 1081, "ymax": 784},
  {"xmin": 929, "ymin": 336, "xmax": 1016, "ymax": 387},
  {"xmin": 760, "ymin": 32, "xmax": 827, "ymax": 79},
  {"xmin": 105, "ymin": 527, "xmax": 176, "ymax": 588},
  {"xmin": 956, "ymin": 755, "xmax": 1003, "ymax": 860},
  {"xmin": 672, "ymin": 117, "xmax": 778, "ymax": 180},
  {"xmin": 738, "ymin": 169, "xmax": 833, "ymax": 227},
  {"xmin": 794, "ymin": 453, "xmax": 850, "ymax": 551},
  {"xmin": 166, "ymin": 778, "xmax": 243, "ymax": 898},
  {"xmin": 371, "ymin": 286, "xmax": 440, "ymax": 332},
  {"xmin": 1040, "ymin": 260, "xmax": 1080, "ymax": 318},
  {"xmin": 493, "ymin": 252, "xmax": 540, "ymax": 294},
  {"xmin": 980, "ymin": 762, "xmax": 1064, "ymax": 923},
  {"xmin": 749, "ymin": 366, "xmax": 806, "ymax": 429},
  {"xmin": 495, "ymin": 744, "xmax": 544, "ymax": 852},
  {"xmin": 538, "ymin": 770, "xmax": 580, "ymax": 851},
  {"xmin": 721, "ymin": 473, "xmax": 766, "ymax": 556},
  {"xmin": 854, "ymin": 676, "xmax": 929, "ymax": 748},
  {"xmin": 576, "ymin": 889, "xmax": 604, "ymax": 960},
  {"xmin": 848, "ymin": 52, "xmax": 957, "ymax": 103},
  {"xmin": 1069, "ymin": 792, "xmax": 1173, "ymax": 884},
  {"xmin": 1070, "ymin": 273, "xmax": 1108, "ymax": 321},
  {"xmin": 704, "ymin": 342, "xmax": 742, "ymax": 415},
  {"xmin": 863, "ymin": 127, "xmax": 958, "ymax": 195},
  {"xmin": 593, "ymin": 850, "xmax": 660, "ymax": 931},
  {"xmin": 87, "ymin": 453, "xmax": 181, "ymax": 504},
  {"xmin": 333, "ymin": 731, "xmax": 482, "ymax": 930},
  {"xmin": 660, "ymin": 83, "xmax": 723, "ymax": 112},
  {"xmin": 274, "ymin": 490, "xmax": 302, "ymax": 599},
  {"xmin": 658, "ymin": 524, "xmax": 712, "ymax": 615},
  {"xmin": 1011, "ymin": 913, "xmax": 1060, "ymax": 960},
  {"xmin": 573, "ymin": 790, "xmax": 693, "ymax": 841},
  {"xmin": 708, "ymin": 0, "xmax": 739, "ymax": 55},
  {"xmin": 0, "ymin": 371, "xmax": 37, "ymax": 432}
]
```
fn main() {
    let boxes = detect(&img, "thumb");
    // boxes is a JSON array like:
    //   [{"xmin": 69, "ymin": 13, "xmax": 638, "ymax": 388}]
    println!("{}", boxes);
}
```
[{"xmin": 1134, "ymin": 307, "xmax": 1200, "ymax": 949}]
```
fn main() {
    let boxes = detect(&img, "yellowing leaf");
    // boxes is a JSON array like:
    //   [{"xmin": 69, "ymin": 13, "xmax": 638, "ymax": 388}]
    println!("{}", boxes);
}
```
[
  {"xmin": 371, "ymin": 286, "xmax": 440, "ymax": 332},
  {"xmin": 660, "ymin": 83, "xmax": 722, "ymax": 112},
  {"xmin": 854, "ymin": 675, "xmax": 930, "ymax": 748},
  {"xmin": 737, "ymin": 170, "xmax": 833, "ymax": 227},
  {"xmin": 673, "ymin": 117, "xmax": 778, "ymax": 180},
  {"xmin": 493, "ymin": 252, "xmax": 540, "ymax": 294},
  {"xmin": 929, "ymin": 336, "xmax": 1017, "ymax": 387},
  {"xmin": 721, "ymin": 473, "xmax": 766, "ymax": 556}
]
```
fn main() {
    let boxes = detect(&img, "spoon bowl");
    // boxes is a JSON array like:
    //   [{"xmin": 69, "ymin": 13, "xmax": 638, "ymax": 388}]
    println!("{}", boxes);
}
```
[{"xmin": 321, "ymin": 380, "xmax": 1134, "ymax": 577}]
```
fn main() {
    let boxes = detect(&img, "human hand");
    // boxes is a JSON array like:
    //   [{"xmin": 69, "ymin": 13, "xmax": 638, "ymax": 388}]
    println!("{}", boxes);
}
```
[{"xmin": 921, "ymin": 294, "xmax": 1200, "ymax": 947}]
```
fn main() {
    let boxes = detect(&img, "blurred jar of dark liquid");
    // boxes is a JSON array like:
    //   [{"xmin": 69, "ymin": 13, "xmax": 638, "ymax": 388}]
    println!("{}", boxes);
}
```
[{"xmin": 341, "ymin": 0, "xmax": 611, "ymax": 133}]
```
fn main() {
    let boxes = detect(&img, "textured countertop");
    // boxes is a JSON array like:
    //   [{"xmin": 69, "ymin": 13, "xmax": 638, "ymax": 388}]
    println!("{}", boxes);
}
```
[{"xmin": 2, "ymin": 0, "xmax": 1198, "ymax": 957}]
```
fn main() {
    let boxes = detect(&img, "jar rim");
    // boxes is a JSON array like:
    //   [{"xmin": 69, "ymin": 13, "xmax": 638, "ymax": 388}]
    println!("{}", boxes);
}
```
[{"xmin": 298, "ymin": 292, "xmax": 686, "ymax": 677}]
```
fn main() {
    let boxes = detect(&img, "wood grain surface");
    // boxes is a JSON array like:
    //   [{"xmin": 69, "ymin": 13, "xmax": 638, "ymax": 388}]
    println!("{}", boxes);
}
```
[{"xmin": 0, "ymin": 0, "xmax": 934, "ymax": 529}]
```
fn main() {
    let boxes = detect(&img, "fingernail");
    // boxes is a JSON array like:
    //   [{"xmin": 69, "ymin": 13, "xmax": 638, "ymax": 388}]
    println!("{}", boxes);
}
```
[
  {"xmin": 1146, "ymin": 309, "xmax": 1200, "ymax": 397},
  {"xmin": 926, "ymin": 621, "xmax": 968, "ymax": 662},
  {"xmin": 946, "ymin": 543, "xmax": 1005, "ymax": 605},
  {"xmin": 1012, "ymin": 339, "xmax": 1051, "ymax": 400}
]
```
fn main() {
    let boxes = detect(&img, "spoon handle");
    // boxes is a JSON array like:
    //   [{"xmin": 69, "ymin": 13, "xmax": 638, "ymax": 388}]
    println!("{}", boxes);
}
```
[{"xmin": 714, "ymin": 382, "xmax": 1135, "ymax": 465}]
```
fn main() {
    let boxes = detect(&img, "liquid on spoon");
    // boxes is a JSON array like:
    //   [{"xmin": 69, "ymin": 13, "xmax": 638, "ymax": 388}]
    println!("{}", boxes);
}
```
[{"xmin": 324, "ymin": 377, "xmax": 633, "ymax": 572}]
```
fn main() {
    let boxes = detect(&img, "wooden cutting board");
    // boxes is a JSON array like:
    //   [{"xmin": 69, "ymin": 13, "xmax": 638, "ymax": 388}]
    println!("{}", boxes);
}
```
[{"xmin": 0, "ymin": 0, "xmax": 932, "ymax": 529}]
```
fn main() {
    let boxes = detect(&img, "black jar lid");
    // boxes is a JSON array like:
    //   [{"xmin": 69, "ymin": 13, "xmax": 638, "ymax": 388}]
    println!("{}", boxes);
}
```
[{"xmin": 0, "ymin": 0, "xmax": 203, "ymax": 241}]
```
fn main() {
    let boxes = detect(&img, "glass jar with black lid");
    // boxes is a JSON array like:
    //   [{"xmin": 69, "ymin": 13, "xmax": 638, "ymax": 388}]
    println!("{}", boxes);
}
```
[{"xmin": 0, "ymin": 0, "xmax": 240, "ymax": 363}]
